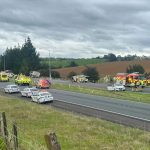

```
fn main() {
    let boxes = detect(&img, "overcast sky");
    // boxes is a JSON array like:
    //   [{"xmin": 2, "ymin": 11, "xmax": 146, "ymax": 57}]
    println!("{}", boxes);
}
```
[{"xmin": 0, "ymin": 0, "xmax": 150, "ymax": 58}]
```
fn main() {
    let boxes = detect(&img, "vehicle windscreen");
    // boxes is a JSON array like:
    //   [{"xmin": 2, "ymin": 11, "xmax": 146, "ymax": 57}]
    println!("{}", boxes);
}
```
[
  {"xmin": 2, "ymin": 75, "xmax": 7, "ymax": 78},
  {"xmin": 139, "ymin": 76, "xmax": 145, "ymax": 80},
  {"xmin": 11, "ymin": 86, "xmax": 17, "ymax": 88},
  {"xmin": 40, "ymin": 93, "xmax": 50, "ymax": 96},
  {"xmin": 115, "ymin": 84, "xmax": 122, "ymax": 86},
  {"xmin": 31, "ymin": 88, "xmax": 38, "ymax": 91}
]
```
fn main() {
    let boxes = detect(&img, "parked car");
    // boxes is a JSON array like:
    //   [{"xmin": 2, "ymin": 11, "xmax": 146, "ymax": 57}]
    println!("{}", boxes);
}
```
[
  {"xmin": 31, "ymin": 91, "xmax": 53, "ymax": 103},
  {"xmin": 4, "ymin": 85, "xmax": 20, "ymax": 93},
  {"xmin": 21, "ymin": 87, "xmax": 39, "ymax": 97},
  {"xmin": 107, "ymin": 83, "xmax": 125, "ymax": 91}
]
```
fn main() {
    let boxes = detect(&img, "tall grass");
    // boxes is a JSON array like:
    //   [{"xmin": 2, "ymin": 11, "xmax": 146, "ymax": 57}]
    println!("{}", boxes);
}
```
[{"xmin": 0, "ymin": 95, "xmax": 150, "ymax": 149}]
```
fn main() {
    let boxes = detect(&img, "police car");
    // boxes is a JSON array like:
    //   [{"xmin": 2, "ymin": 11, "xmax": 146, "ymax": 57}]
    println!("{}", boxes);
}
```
[
  {"xmin": 21, "ymin": 87, "xmax": 39, "ymax": 97},
  {"xmin": 107, "ymin": 83, "xmax": 125, "ymax": 91},
  {"xmin": 4, "ymin": 85, "xmax": 20, "ymax": 93},
  {"xmin": 31, "ymin": 91, "xmax": 53, "ymax": 103}
]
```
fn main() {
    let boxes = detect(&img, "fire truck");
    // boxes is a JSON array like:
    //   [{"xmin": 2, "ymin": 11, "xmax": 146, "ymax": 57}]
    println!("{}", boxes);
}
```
[{"xmin": 115, "ymin": 72, "xmax": 149, "ymax": 86}]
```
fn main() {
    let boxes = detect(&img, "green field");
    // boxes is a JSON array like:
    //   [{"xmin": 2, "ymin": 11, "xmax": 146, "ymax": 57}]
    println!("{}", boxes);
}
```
[
  {"xmin": 52, "ymin": 83, "xmax": 150, "ymax": 103},
  {"xmin": 0, "ymin": 95, "xmax": 150, "ymax": 150},
  {"xmin": 41, "ymin": 58, "xmax": 105, "ymax": 69}
]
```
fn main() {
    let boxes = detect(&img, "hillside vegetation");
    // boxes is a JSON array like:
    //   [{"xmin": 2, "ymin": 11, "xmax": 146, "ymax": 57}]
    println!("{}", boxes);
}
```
[
  {"xmin": 0, "ymin": 95, "xmax": 150, "ymax": 149},
  {"xmin": 40, "ymin": 58, "xmax": 105, "ymax": 69},
  {"xmin": 41, "ymin": 54, "xmax": 150, "ymax": 69}
]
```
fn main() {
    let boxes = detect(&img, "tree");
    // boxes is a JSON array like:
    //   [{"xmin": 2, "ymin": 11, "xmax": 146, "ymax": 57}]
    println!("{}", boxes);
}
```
[
  {"xmin": 126, "ymin": 64, "xmax": 145, "ymax": 74},
  {"xmin": 20, "ymin": 37, "xmax": 40, "ymax": 74},
  {"xmin": 39, "ymin": 63, "xmax": 49, "ymax": 76},
  {"xmin": 0, "ymin": 37, "xmax": 40, "ymax": 74},
  {"xmin": 67, "ymin": 71, "xmax": 77, "ymax": 79},
  {"xmin": 51, "ymin": 71, "xmax": 60, "ymax": 78},
  {"xmin": 117, "ymin": 55, "xmax": 122, "ymax": 61},
  {"xmin": 144, "ymin": 72, "xmax": 150, "ymax": 78},
  {"xmin": 103, "ymin": 53, "xmax": 117, "ymax": 62},
  {"xmin": 82, "ymin": 67, "xmax": 99, "ymax": 82},
  {"xmin": 1, "ymin": 47, "xmax": 22, "ymax": 74},
  {"xmin": 69, "ymin": 61, "xmax": 78, "ymax": 67}
]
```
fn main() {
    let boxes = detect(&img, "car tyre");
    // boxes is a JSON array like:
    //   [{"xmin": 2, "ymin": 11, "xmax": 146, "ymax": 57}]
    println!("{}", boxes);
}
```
[
  {"xmin": 26, "ymin": 93, "xmax": 29, "ymax": 98},
  {"xmin": 9, "ymin": 90, "xmax": 11, "ymax": 94}
]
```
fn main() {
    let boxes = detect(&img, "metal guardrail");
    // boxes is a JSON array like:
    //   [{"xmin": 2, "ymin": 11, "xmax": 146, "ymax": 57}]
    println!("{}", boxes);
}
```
[{"xmin": 52, "ymin": 100, "xmax": 150, "ymax": 131}]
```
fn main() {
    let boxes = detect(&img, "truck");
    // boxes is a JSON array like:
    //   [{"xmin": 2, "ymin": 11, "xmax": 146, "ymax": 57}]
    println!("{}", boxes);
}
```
[
  {"xmin": 72, "ymin": 75, "xmax": 88, "ymax": 83},
  {"xmin": 0, "ymin": 72, "xmax": 9, "ymax": 82},
  {"xmin": 30, "ymin": 71, "xmax": 40, "ymax": 78},
  {"xmin": 115, "ymin": 72, "xmax": 149, "ymax": 86},
  {"xmin": 5, "ymin": 70, "xmax": 14, "ymax": 78},
  {"xmin": 15, "ymin": 74, "xmax": 32, "ymax": 85}
]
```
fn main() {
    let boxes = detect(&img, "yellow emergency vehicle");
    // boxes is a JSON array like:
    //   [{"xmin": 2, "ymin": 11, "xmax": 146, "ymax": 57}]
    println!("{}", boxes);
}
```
[
  {"xmin": 15, "ymin": 74, "xmax": 31, "ymax": 85},
  {"xmin": 0, "ymin": 72, "xmax": 9, "ymax": 82}
]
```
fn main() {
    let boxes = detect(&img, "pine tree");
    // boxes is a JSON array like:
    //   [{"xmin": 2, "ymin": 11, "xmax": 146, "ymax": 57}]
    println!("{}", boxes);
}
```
[{"xmin": 20, "ymin": 37, "xmax": 40, "ymax": 74}]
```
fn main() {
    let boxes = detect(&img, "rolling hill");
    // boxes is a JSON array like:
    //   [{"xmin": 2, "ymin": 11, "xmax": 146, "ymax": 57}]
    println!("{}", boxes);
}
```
[{"xmin": 54, "ymin": 60, "xmax": 150, "ymax": 78}]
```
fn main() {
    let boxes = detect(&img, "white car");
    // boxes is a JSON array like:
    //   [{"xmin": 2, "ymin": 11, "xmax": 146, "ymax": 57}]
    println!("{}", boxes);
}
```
[
  {"xmin": 4, "ymin": 85, "xmax": 20, "ymax": 93},
  {"xmin": 31, "ymin": 91, "xmax": 53, "ymax": 103},
  {"xmin": 107, "ymin": 84, "xmax": 125, "ymax": 91},
  {"xmin": 21, "ymin": 87, "xmax": 39, "ymax": 97}
]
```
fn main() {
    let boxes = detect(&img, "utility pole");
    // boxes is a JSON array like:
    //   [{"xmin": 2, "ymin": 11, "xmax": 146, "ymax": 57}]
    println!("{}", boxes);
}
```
[
  {"xmin": 49, "ymin": 50, "xmax": 52, "ymax": 81},
  {"xmin": 4, "ymin": 54, "xmax": 5, "ymax": 71}
]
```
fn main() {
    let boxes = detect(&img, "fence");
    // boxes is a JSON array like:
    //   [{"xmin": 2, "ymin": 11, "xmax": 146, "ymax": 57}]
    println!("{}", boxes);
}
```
[{"xmin": 0, "ymin": 112, "xmax": 61, "ymax": 150}]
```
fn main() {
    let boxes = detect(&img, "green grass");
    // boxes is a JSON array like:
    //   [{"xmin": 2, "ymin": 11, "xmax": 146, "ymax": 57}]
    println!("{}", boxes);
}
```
[
  {"xmin": 0, "ymin": 138, "xmax": 6, "ymax": 150},
  {"xmin": 41, "ymin": 58, "xmax": 105, "ymax": 69},
  {"xmin": 0, "ymin": 95, "xmax": 150, "ymax": 150},
  {"xmin": 52, "ymin": 83, "xmax": 150, "ymax": 103}
]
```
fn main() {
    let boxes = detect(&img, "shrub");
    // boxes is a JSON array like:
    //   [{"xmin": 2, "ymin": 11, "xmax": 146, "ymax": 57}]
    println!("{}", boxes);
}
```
[
  {"xmin": 82, "ymin": 67, "xmax": 99, "ymax": 82},
  {"xmin": 126, "ymin": 64, "xmax": 145, "ymax": 74},
  {"xmin": 51, "ymin": 71, "xmax": 60, "ymax": 78},
  {"xmin": 67, "ymin": 71, "xmax": 77, "ymax": 79}
]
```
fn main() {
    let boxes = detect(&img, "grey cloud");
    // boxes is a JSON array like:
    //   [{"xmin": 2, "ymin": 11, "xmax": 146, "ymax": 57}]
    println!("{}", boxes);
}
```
[{"xmin": 0, "ymin": 0, "xmax": 150, "ymax": 57}]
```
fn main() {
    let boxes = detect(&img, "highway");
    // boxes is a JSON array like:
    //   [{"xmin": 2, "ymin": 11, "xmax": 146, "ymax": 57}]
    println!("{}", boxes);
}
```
[
  {"xmin": 51, "ymin": 89, "xmax": 150, "ymax": 121},
  {"xmin": 0, "ymin": 82, "xmax": 150, "ymax": 121}
]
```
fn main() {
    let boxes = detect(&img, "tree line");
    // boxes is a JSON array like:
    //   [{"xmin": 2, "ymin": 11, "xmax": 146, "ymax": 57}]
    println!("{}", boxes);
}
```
[
  {"xmin": 0, "ymin": 37, "xmax": 62, "ymax": 78},
  {"xmin": 0, "ymin": 38, "xmax": 149, "ymax": 81},
  {"xmin": 101, "ymin": 53, "xmax": 150, "ymax": 62},
  {"xmin": 0, "ymin": 37, "xmax": 40, "ymax": 75}
]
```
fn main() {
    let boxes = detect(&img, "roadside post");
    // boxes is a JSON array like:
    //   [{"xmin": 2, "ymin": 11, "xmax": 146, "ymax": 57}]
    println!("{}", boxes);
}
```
[{"xmin": 45, "ymin": 132, "xmax": 61, "ymax": 150}]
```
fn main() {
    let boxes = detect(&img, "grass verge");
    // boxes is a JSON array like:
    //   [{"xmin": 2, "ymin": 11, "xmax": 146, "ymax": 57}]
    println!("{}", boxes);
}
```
[
  {"xmin": 0, "ymin": 138, "xmax": 6, "ymax": 150},
  {"xmin": 0, "ymin": 95, "xmax": 150, "ymax": 150},
  {"xmin": 52, "ymin": 83, "xmax": 150, "ymax": 103}
]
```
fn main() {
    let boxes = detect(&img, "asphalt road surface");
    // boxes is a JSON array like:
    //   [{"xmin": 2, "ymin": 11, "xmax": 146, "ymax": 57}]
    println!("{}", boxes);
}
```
[
  {"xmin": 51, "ymin": 89, "xmax": 150, "ymax": 120},
  {"xmin": 0, "ymin": 82, "xmax": 150, "ymax": 121}
]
